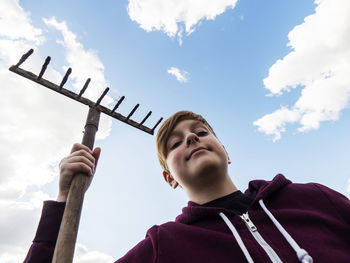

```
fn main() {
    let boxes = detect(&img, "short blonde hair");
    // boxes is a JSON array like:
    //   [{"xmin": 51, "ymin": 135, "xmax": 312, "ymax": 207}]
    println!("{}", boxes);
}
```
[{"xmin": 156, "ymin": 111, "xmax": 216, "ymax": 173}]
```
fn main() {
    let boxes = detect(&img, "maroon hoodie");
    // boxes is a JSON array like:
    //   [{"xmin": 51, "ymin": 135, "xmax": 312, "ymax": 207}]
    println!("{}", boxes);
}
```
[{"xmin": 24, "ymin": 174, "xmax": 350, "ymax": 263}]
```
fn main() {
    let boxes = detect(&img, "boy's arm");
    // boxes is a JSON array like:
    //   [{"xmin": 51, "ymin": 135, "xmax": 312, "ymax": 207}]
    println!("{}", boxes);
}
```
[
  {"xmin": 24, "ymin": 202, "xmax": 159, "ymax": 263},
  {"xmin": 24, "ymin": 143, "xmax": 100, "ymax": 262},
  {"xmin": 23, "ymin": 201, "xmax": 66, "ymax": 263}
]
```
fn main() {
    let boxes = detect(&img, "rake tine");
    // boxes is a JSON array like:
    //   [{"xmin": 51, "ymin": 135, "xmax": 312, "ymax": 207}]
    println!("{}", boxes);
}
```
[
  {"xmin": 139, "ymin": 111, "xmax": 152, "ymax": 126},
  {"xmin": 59, "ymin": 68, "xmax": 72, "ymax": 89},
  {"xmin": 126, "ymin": 104, "xmax": 139, "ymax": 120},
  {"xmin": 78, "ymin": 78, "xmax": 91, "ymax": 98},
  {"xmin": 95, "ymin": 87, "xmax": 109, "ymax": 106},
  {"xmin": 111, "ymin": 96, "xmax": 125, "ymax": 113},
  {"xmin": 151, "ymin": 117, "xmax": 163, "ymax": 132},
  {"xmin": 15, "ymin": 49, "xmax": 34, "ymax": 67},
  {"xmin": 38, "ymin": 56, "xmax": 51, "ymax": 80}
]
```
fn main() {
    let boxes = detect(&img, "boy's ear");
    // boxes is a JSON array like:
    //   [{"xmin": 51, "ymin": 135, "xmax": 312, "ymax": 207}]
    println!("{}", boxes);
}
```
[
  {"xmin": 163, "ymin": 171, "xmax": 179, "ymax": 189},
  {"xmin": 222, "ymin": 145, "xmax": 231, "ymax": 164}
]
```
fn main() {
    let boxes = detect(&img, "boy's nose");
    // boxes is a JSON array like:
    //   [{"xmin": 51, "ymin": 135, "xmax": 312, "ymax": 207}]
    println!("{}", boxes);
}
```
[{"xmin": 186, "ymin": 133, "xmax": 199, "ymax": 146}]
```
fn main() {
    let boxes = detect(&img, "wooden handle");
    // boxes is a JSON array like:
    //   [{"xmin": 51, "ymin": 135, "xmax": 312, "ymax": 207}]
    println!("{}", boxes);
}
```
[{"xmin": 52, "ymin": 107, "xmax": 100, "ymax": 263}]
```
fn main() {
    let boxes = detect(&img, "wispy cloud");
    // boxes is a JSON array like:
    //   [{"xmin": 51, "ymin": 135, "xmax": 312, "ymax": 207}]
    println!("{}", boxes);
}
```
[
  {"xmin": 254, "ymin": 0, "xmax": 350, "ymax": 141},
  {"xmin": 43, "ymin": 17, "xmax": 113, "ymax": 139},
  {"xmin": 0, "ymin": 0, "xmax": 53, "ymax": 200},
  {"xmin": 0, "ymin": 0, "xmax": 44, "ymax": 44},
  {"xmin": 0, "ymin": 191, "xmax": 52, "ymax": 262},
  {"xmin": 0, "ymin": 2, "xmax": 114, "ymax": 261},
  {"xmin": 74, "ymin": 244, "xmax": 115, "ymax": 263},
  {"xmin": 127, "ymin": 0, "xmax": 238, "ymax": 44},
  {"xmin": 0, "ymin": 190, "xmax": 114, "ymax": 262},
  {"xmin": 167, "ymin": 66, "xmax": 189, "ymax": 83}
]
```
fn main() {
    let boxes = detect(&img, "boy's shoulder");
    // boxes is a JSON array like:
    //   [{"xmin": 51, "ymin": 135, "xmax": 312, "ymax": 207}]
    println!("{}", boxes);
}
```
[
  {"xmin": 248, "ymin": 174, "xmax": 349, "ymax": 218},
  {"xmin": 247, "ymin": 173, "xmax": 342, "ymax": 200}
]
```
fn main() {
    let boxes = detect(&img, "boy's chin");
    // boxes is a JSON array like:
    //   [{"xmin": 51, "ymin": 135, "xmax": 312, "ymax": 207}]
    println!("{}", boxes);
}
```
[{"xmin": 190, "ymin": 157, "xmax": 227, "ymax": 178}]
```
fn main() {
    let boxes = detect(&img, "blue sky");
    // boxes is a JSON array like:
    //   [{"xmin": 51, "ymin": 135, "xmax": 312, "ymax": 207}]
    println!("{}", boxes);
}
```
[{"xmin": 1, "ymin": 0, "xmax": 349, "ymax": 261}]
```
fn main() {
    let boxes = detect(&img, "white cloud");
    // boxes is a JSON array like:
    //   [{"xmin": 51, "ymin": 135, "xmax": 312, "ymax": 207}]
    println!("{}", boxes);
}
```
[
  {"xmin": 167, "ymin": 66, "xmax": 189, "ymax": 83},
  {"xmin": 127, "ymin": 0, "xmax": 238, "ymax": 44},
  {"xmin": 0, "ymin": 191, "xmax": 114, "ymax": 263},
  {"xmin": 0, "ymin": 0, "xmax": 58, "ymax": 199},
  {"xmin": 0, "ymin": 2, "xmax": 114, "ymax": 261},
  {"xmin": 0, "ymin": 14, "xmax": 113, "ymax": 198},
  {"xmin": 0, "ymin": 191, "xmax": 51, "ymax": 262},
  {"xmin": 253, "ymin": 107, "xmax": 300, "ymax": 142},
  {"xmin": 73, "ymin": 244, "xmax": 115, "ymax": 263},
  {"xmin": 0, "ymin": 246, "xmax": 27, "ymax": 263},
  {"xmin": 254, "ymin": 0, "xmax": 350, "ymax": 141},
  {"xmin": 0, "ymin": 0, "xmax": 44, "ymax": 44},
  {"xmin": 43, "ymin": 17, "xmax": 113, "ymax": 139}
]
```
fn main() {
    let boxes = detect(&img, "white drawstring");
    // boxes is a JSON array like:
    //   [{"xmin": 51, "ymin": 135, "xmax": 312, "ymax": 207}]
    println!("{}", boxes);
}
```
[
  {"xmin": 258, "ymin": 200, "xmax": 313, "ymax": 263},
  {"xmin": 219, "ymin": 212, "xmax": 254, "ymax": 263}
]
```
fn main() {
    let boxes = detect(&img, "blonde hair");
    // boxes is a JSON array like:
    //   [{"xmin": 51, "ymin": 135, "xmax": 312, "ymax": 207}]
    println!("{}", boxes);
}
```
[{"xmin": 156, "ymin": 111, "xmax": 216, "ymax": 173}]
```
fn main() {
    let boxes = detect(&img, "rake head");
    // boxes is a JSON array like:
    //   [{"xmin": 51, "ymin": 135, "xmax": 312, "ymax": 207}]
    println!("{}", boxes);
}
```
[{"xmin": 9, "ymin": 49, "xmax": 163, "ymax": 135}]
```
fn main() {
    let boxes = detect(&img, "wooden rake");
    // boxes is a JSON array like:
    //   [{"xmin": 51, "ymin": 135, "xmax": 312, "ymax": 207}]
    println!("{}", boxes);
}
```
[{"xmin": 9, "ymin": 49, "xmax": 163, "ymax": 263}]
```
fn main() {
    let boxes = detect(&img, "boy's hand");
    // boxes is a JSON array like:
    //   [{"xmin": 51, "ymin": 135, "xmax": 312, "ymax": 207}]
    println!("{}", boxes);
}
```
[{"xmin": 56, "ymin": 143, "xmax": 101, "ymax": 202}]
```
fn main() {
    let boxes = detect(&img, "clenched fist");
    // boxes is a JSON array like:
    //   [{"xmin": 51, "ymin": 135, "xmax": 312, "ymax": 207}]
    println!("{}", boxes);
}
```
[{"xmin": 57, "ymin": 143, "xmax": 101, "ymax": 202}]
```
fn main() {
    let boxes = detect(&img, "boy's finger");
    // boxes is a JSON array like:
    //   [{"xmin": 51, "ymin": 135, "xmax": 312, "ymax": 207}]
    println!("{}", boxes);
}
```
[
  {"xmin": 70, "ymin": 143, "xmax": 93, "ymax": 154},
  {"xmin": 66, "ymin": 162, "xmax": 94, "ymax": 176},
  {"xmin": 63, "ymin": 156, "xmax": 95, "ymax": 170},
  {"xmin": 70, "ymin": 149, "xmax": 96, "ymax": 164}
]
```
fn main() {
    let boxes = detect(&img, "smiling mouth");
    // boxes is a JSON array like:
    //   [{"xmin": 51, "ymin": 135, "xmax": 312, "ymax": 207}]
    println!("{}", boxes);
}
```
[{"xmin": 187, "ymin": 147, "xmax": 207, "ymax": 161}]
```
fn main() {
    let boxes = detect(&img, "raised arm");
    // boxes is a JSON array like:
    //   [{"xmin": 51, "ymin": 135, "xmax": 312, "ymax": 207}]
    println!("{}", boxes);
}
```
[{"xmin": 23, "ymin": 143, "xmax": 101, "ymax": 263}]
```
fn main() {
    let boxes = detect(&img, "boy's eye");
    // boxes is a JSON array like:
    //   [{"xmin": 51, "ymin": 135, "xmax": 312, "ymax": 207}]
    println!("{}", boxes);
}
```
[
  {"xmin": 170, "ymin": 141, "xmax": 181, "ymax": 150},
  {"xmin": 197, "ymin": 131, "xmax": 207, "ymax": 136}
]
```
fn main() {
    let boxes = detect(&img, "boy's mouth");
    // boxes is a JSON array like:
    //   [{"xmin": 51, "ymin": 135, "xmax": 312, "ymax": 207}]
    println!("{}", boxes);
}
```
[{"xmin": 187, "ymin": 147, "xmax": 207, "ymax": 161}]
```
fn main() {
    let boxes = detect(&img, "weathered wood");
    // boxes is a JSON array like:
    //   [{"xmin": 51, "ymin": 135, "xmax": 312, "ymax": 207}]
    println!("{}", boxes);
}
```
[
  {"xmin": 78, "ymin": 78, "xmax": 91, "ymax": 98},
  {"xmin": 111, "ymin": 96, "xmax": 125, "ymax": 113},
  {"xmin": 151, "ymin": 117, "xmax": 163, "ymax": 132},
  {"xmin": 9, "ymin": 66, "xmax": 155, "ymax": 134},
  {"xmin": 15, "ymin": 49, "xmax": 33, "ymax": 67},
  {"xmin": 59, "ymin": 67, "xmax": 72, "ymax": 88},
  {"xmin": 52, "ymin": 107, "xmax": 100, "ymax": 263},
  {"xmin": 95, "ymin": 87, "xmax": 109, "ymax": 106},
  {"xmin": 139, "ymin": 111, "xmax": 152, "ymax": 126},
  {"xmin": 126, "ymin": 104, "xmax": 139, "ymax": 120},
  {"xmin": 38, "ymin": 56, "xmax": 50, "ymax": 80}
]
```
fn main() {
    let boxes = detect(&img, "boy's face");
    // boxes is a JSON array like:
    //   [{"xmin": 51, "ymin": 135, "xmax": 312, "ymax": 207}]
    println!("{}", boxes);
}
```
[{"xmin": 163, "ymin": 119, "xmax": 230, "ymax": 190}]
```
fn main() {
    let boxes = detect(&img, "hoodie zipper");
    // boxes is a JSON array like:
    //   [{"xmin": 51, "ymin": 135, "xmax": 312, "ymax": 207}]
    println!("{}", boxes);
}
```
[{"xmin": 240, "ymin": 212, "xmax": 283, "ymax": 263}]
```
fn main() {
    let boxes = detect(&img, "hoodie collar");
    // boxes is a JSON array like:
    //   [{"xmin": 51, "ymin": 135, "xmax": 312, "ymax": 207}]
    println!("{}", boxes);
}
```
[
  {"xmin": 247, "ymin": 174, "xmax": 291, "ymax": 207},
  {"xmin": 176, "ymin": 174, "xmax": 292, "ymax": 224}
]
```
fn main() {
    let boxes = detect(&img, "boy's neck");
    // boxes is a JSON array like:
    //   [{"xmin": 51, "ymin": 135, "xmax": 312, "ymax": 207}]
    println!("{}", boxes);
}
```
[{"xmin": 188, "ymin": 176, "xmax": 238, "ymax": 205}]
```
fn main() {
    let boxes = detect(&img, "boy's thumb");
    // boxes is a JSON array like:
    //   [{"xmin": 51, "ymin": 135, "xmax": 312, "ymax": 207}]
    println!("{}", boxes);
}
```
[{"xmin": 93, "ymin": 147, "xmax": 101, "ymax": 163}]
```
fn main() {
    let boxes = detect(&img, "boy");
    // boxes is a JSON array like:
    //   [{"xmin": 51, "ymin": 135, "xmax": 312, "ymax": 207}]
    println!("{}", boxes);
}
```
[{"xmin": 24, "ymin": 111, "xmax": 350, "ymax": 262}]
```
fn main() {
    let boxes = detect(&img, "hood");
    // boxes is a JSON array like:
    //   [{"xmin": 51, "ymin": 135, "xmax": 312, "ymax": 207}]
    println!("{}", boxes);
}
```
[{"xmin": 176, "ymin": 174, "xmax": 292, "ymax": 224}]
